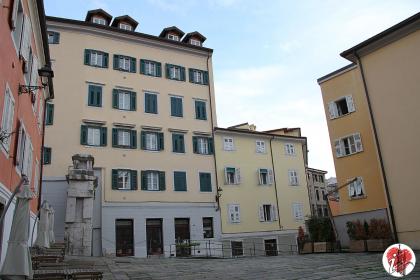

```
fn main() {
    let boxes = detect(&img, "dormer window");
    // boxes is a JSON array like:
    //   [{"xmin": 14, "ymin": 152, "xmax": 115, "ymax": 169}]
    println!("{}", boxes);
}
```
[
  {"xmin": 92, "ymin": 17, "xmax": 106, "ymax": 25},
  {"xmin": 190, "ymin": 39, "xmax": 201, "ymax": 46},
  {"xmin": 119, "ymin": 23, "xmax": 132, "ymax": 31},
  {"xmin": 168, "ymin": 34, "xmax": 179, "ymax": 41}
]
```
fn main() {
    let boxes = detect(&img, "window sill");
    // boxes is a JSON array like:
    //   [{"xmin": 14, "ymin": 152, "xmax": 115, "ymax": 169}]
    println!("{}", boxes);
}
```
[
  {"xmin": 140, "ymin": 73, "xmax": 161, "ymax": 78},
  {"xmin": 195, "ymin": 118, "xmax": 208, "ymax": 121},
  {"xmin": 142, "ymin": 149, "xmax": 162, "ymax": 153},
  {"xmin": 173, "ymin": 189, "xmax": 187, "ymax": 192},
  {"xmin": 114, "ymin": 68, "xmax": 134, "ymax": 73},
  {"xmin": 349, "ymin": 195, "xmax": 367, "ymax": 200},
  {"xmin": 330, "ymin": 111, "xmax": 353, "ymax": 120},
  {"xmin": 200, "ymin": 190, "xmax": 213, "ymax": 193},
  {"xmin": 114, "ymin": 108, "xmax": 135, "ymax": 112},
  {"xmin": 112, "ymin": 146, "xmax": 137, "ymax": 150},
  {"xmin": 115, "ymin": 188, "xmax": 135, "ymax": 191},
  {"xmin": 82, "ymin": 144, "xmax": 105, "ymax": 148},
  {"xmin": 170, "ymin": 115, "xmax": 184, "ymax": 118},
  {"xmin": 337, "ymin": 150, "xmax": 363, "ymax": 159},
  {"xmin": 144, "ymin": 111, "xmax": 158, "ymax": 115},
  {"xmin": 172, "ymin": 151, "xmax": 186, "ymax": 155},
  {"xmin": 194, "ymin": 153, "xmax": 213, "ymax": 156},
  {"xmin": 142, "ymin": 189, "xmax": 165, "ymax": 192},
  {"xmin": 166, "ymin": 77, "xmax": 185, "ymax": 82},
  {"xmin": 85, "ymin": 64, "xmax": 108, "ymax": 69}
]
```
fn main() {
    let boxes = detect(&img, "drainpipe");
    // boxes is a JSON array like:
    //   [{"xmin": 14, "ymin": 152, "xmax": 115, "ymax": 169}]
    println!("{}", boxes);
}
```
[
  {"xmin": 269, "ymin": 137, "xmax": 282, "ymax": 230},
  {"xmin": 354, "ymin": 51, "xmax": 398, "ymax": 243}
]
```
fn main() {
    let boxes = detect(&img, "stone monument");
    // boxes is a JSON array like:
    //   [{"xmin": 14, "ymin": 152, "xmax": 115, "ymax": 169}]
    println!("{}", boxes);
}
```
[{"xmin": 64, "ymin": 154, "xmax": 97, "ymax": 256}]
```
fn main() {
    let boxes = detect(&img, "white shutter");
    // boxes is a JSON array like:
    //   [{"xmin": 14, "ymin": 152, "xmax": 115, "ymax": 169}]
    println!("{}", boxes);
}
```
[
  {"xmin": 348, "ymin": 180, "xmax": 355, "ymax": 197},
  {"xmin": 258, "ymin": 205, "xmax": 265, "ymax": 222},
  {"xmin": 224, "ymin": 167, "xmax": 228, "ymax": 184},
  {"xmin": 20, "ymin": 15, "xmax": 32, "ymax": 61},
  {"xmin": 10, "ymin": 0, "xmax": 20, "ymax": 29},
  {"xmin": 15, "ymin": 124, "xmax": 24, "ymax": 166},
  {"xmin": 334, "ymin": 139, "xmax": 342, "ymax": 157},
  {"xmin": 272, "ymin": 205, "xmax": 278, "ymax": 221},
  {"xmin": 328, "ymin": 102, "xmax": 337, "ymax": 119},
  {"xmin": 288, "ymin": 170, "xmax": 293, "ymax": 185},
  {"xmin": 235, "ymin": 205, "xmax": 240, "ymax": 223},
  {"xmin": 30, "ymin": 56, "xmax": 38, "ymax": 89},
  {"xmin": 346, "ymin": 95, "xmax": 355, "ymax": 112},
  {"xmin": 26, "ymin": 142, "xmax": 33, "ymax": 183},
  {"xmin": 268, "ymin": 169, "xmax": 274, "ymax": 185},
  {"xmin": 354, "ymin": 133, "xmax": 363, "ymax": 152},
  {"xmin": 235, "ymin": 168, "xmax": 241, "ymax": 184},
  {"xmin": 228, "ymin": 205, "xmax": 233, "ymax": 223},
  {"xmin": 257, "ymin": 169, "xmax": 262, "ymax": 185}
]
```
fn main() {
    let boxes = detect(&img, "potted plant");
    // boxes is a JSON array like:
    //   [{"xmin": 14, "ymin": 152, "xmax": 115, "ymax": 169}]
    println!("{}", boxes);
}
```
[
  {"xmin": 308, "ymin": 217, "xmax": 335, "ymax": 253},
  {"xmin": 366, "ymin": 218, "xmax": 392, "ymax": 252},
  {"xmin": 347, "ymin": 220, "xmax": 367, "ymax": 252},
  {"xmin": 297, "ymin": 226, "xmax": 312, "ymax": 254}
]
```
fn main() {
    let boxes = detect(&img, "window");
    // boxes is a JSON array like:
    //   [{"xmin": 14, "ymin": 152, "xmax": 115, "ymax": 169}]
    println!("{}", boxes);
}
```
[
  {"xmin": 11, "ymin": 0, "xmax": 24, "ymax": 49},
  {"xmin": 112, "ymin": 89, "xmax": 136, "ymax": 111},
  {"xmin": 317, "ymin": 207, "xmax": 323, "ymax": 217},
  {"xmin": 140, "ymin": 59, "xmax": 162, "ymax": 77},
  {"xmin": 170, "ymin": 96, "xmax": 183, "ymax": 117},
  {"xmin": 24, "ymin": 48, "xmax": 33, "ymax": 84},
  {"xmin": 321, "ymin": 190, "xmax": 326, "ymax": 200},
  {"xmin": 199, "ymin": 172, "xmax": 212, "ymax": 192},
  {"xmin": 258, "ymin": 168, "xmax": 273, "ymax": 185},
  {"xmin": 84, "ymin": 49, "xmax": 108, "ymax": 68},
  {"xmin": 166, "ymin": 64, "xmax": 186, "ymax": 81},
  {"xmin": 259, "ymin": 204, "xmax": 277, "ymax": 222},
  {"xmin": 33, "ymin": 160, "xmax": 39, "ymax": 194},
  {"xmin": 348, "ymin": 177, "xmax": 365, "ymax": 199},
  {"xmin": 167, "ymin": 34, "xmax": 179, "ymax": 41},
  {"xmin": 113, "ymin": 55, "xmax": 136, "ymax": 73},
  {"xmin": 173, "ymin": 171, "xmax": 187, "ymax": 191},
  {"xmin": 203, "ymin": 217, "xmax": 214, "ymax": 238},
  {"xmin": 328, "ymin": 95, "xmax": 355, "ymax": 119},
  {"xmin": 231, "ymin": 241, "xmax": 243, "ymax": 256},
  {"xmin": 190, "ymin": 39, "xmax": 201, "ymax": 46},
  {"xmin": 1, "ymin": 85, "xmax": 15, "ymax": 152},
  {"xmin": 92, "ymin": 17, "xmax": 106, "ymax": 25},
  {"xmin": 141, "ymin": 170, "xmax": 165, "ymax": 191},
  {"xmin": 88, "ymin": 85, "xmax": 102, "ymax": 107},
  {"xmin": 194, "ymin": 100, "xmax": 207, "ymax": 120},
  {"xmin": 315, "ymin": 189, "xmax": 320, "ymax": 201},
  {"xmin": 15, "ymin": 124, "xmax": 33, "ymax": 182},
  {"xmin": 335, "ymin": 133, "xmax": 363, "ymax": 157},
  {"xmin": 43, "ymin": 147, "xmax": 51, "ymax": 165},
  {"xmin": 141, "ymin": 131, "xmax": 164, "ymax": 151},
  {"xmin": 119, "ymin": 23, "xmax": 132, "ymax": 31},
  {"xmin": 224, "ymin": 167, "xmax": 240, "ymax": 185},
  {"xmin": 284, "ymin": 143, "xmax": 295, "ymax": 155},
  {"xmin": 320, "ymin": 176, "xmax": 324, "ymax": 183},
  {"xmin": 47, "ymin": 31, "xmax": 60, "ymax": 44},
  {"xmin": 228, "ymin": 204, "xmax": 240, "ymax": 223},
  {"xmin": 223, "ymin": 137, "xmax": 234, "ymax": 151},
  {"xmin": 80, "ymin": 125, "xmax": 107, "ymax": 147},
  {"xmin": 256, "ymin": 140, "xmax": 266, "ymax": 153},
  {"xmin": 189, "ymin": 69, "xmax": 209, "ymax": 85},
  {"xmin": 112, "ymin": 169, "xmax": 138, "ymax": 190},
  {"xmin": 172, "ymin": 134, "xmax": 185, "ymax": 153},
  {"xmin": 288, "ymin": 170, "xmax": 299, "ymax": 186},
  {"xmin": 144, "ymin": 93, "xmax": 158, "ymax": 114},
  {"xmin": 112, "ymin": 128, "xmax": 137, "ymax": 149},
  {"xmin": 292, "ymin": 203, "xmax": 304, "ymax": 221},
  {"xmin": 193, "ymin": 136, "xmax": 213, "ymax": 155},
  {"xmin": 45, "ymin": 103, "xmax": 54, "ymax": 125}
]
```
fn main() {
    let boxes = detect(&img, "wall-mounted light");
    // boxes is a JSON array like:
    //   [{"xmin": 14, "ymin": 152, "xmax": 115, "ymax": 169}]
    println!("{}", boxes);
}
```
[{"xmin": 18, "ymin": 65, "xmax": 54, "ymax": 95}]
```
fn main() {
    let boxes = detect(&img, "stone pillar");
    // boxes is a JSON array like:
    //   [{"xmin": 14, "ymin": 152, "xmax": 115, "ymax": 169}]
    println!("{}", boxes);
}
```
[{"xmin": 64, "ymin": 154, "xmax": 97, "ymax": 256}]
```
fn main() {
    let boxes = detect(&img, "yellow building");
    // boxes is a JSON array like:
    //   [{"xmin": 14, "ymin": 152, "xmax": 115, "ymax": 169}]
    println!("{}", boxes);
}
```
[
  {"xmin": 318, "ymin": 12, "xmax": 420, "ymax": 249},
  {"xmin": 214, "ymin": 123, "xmax": 310, "ymax": 256},
  {"xmin": 42, "ymin": 9, "xmax": 220, "ymax": 257}
]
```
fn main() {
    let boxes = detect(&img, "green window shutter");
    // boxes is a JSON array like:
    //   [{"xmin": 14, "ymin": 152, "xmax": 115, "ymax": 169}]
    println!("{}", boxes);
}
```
[
  {"xmin": 140, "ymin": 131, "xmax": 146, "ymax": 150},
  {"xmin": 159, "ymin": 171, "xmax": 166, "ymax": 191},
  {"xmin": 172, "ymin": 134, "xmax": 177, "ymax": 152},
  {"xmin": 200, "ymin": 173, "xmax": 212, "ymax": 192},
  {"xmin": 141, "ymin": 171, "xmax": 147, "ymax": 190},
  {"xmin": 180, "ymin": 67, "xmax": 186, "ymax": 81},
  {"xmin": 145, "ymin": 93, "xmax": 157, "ymax": 114},
  {"xmin": 145, "ymin": 94, "xmax": 150, "ymax": 112},
  {"xmin": 130, "ymin": 130, "xmax": 137, "ymax": 149},
  {"xmin": 165, "ymin": 64, "xmax": 170, "ymax": 79},
  {"xmin": 178, "ymin": 98, "xmax": 183, "ymax": 117},
  {"xmin": 131, "ymin": 170, "xmax": 138, "ymax": 190},
  {"xmin": 171, "ymin": 97, "xmax": 182, "ymax": 117},
  {"xmin": 43, "ymin": 147, "xmax": 51, "ymax": 165},
  {"xmin": 113, "ymin": 55, "xmax": 119, "ymax": 69},
  {"xmin": 152, "ymin": 94, "xmax": 157, "ymax": 113},
  {"xmin": 88, "ymin": 86, "xmax": 94, "ymax": 105},
  {"xmin": 172, "ymin": 134, "xmax": 185, "ymax": 153},
  {"xmin": 84, "ymin": 49, "xmax": 90, "ymax": 65},
  {"xmin": 46, "ymin": 103, "xmax": 54, "ymax": 125},
  {"xmin": 170, "ymin": 97, "xmax": 176, "ymax": 116},
  {"xmin": 207, "ymin": 137, "xmax": 214, "ymax": 154},
  {"xmin": 156, "ymin": 62, "xmax": 162, "ymax": 77},
  {"xmin": 180, "ymin": 135, "xmax": 185, "ymax": 153},
  {"xmin": 80, "ymin": 125, "xmax": 88, "ymax": 145},
  {"xmin": 112, "ymin": 89, "xmax": 118, "ymax": 109},
  {"xmin": 100, "ymin": 127, "xmax": 107, "ymax": 146},
  {"xmin": 193, "ymin": 136, "xmax": 198, "ymax": 154},
  {"xmin": 174, "ymin": 171, "xmax": 187, "ymax": 191},
  {"xmin": 158, "ymin": 132, "xmax": 164, "ymax": 151},
  {"xmin": 189, "ymin": 68, "xmax": 193, "ymax": 82},
  {"xmin": 111, "ymin": 169, "xmax": 118, "ymax": 190},
  {"xmin": 140, "ymin": 59, "xmax": 145, "ymax": 74},
  {"xmin": 103, "ymin": 53, "xmax": 109, "ymax": 68},
  {"xmin": 112, "ymin": 128, "xmax": 118, "ymax": 147},
  {"xmin": 203, "ymin": 71, "xmax": 209, "ymax": 85},
  {"xmin": 202, "ymin": 102, "xmax": 207, "ymax": 120},
  {"xmin": 195, "ymin": 101, "xmax": 199, "ymax": 119},
  {"xmin": 195, "ymin": 101, "xmax": 207, "ymax": 120},
  {"xmin": 96, "ymin": 86, "xmax": 102, "ymax": 107},
  {"xmin": 130, "ymin": 92, "xmax": 136, "ymax": 111},
  {"xmin": 130, "ymin": 57, "xmax": 136, "ymax": 73}
]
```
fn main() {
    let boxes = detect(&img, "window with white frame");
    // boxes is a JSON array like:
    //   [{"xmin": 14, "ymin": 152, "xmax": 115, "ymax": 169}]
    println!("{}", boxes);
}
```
[
  {"xmin": 256, "ymin": 140, "xmax": 266, "ymax": 153},
  {"xmin": 92, "ymin": 17, "xmax": 106, "ymax": 25},
  {"xmin": 145, "ymin": 61, "xmax": 156, "ymax": 76},
  {"xmin": 90, "ymin": 51, "xmax": 104, "ymax": 67},
  {"xmin": 118, "ymin": 130, "xmax": 131, "ymax": 147},
  {"xmin": 335, "ymin": 133, "xmax": 363, "ymax": 157},
  {"xmin": 198, "ymin": 137, "xmax": 209, "ymax": 154},
  {"xmin": 119, "ymin": 56, "xmax": 131, "ymax": 71},
  {"xmin": 146, "ymin": 171, "xmax": 159, "ymax": 190},
  {"xmin": 328, "ymin": 95, "xmax": 355, "ymax": 119},
  {"xmin": 117, "ymin": 170, "xmax": 131, "ymax": 190},
  {"xmin": 224, "ymin": 167, "xmax": 240, "ymax": 185},
  {"xmin": 119, "ymin": 23, "xmax": 132, "ymax": 31},
  {"xmin": 284, "ymin": 143, "xmax": 296, "ymax": 155},
  {"xmin": 87, "ymin": 127, "xmax": 101, "ymax": 146},
  {"xmin": 170, "ymin": 66, "xmax": 181, "ymax": 80},
  {"xmin": 11, "ymin": 0, "xmax": 24, "ymax": 50},
  {"xmin": 223, "ymin": 137, "xmax": 234, "ymax": 151},
  {"xmin": 16, "ymin": 124, "xmax": 33, "ymax": 183},
  {"xmin": 348, "ymin": 177, "xmax": 365, "ymax": 199},
  {"xmin": 167, "ymin": 34, "xmax": 179, "ymax": 41},
  {"xmin": 259, "ymin": 204, "xmax": 277, "ymax": 222},
  {"xmin": 118, "ymin": 91, "xmax": 132, "ymax": 110},
  {"xmin": 193, "ymin": 70, "xmax": 203, "ymax": 84},
  {"xmin": 228, "ymin": 204, "xmax": 240, "ymax": 223},
  {"xmin": 190, "ymin": 39, "xmax": 201, "ymax": 46},
  {"xmin": 292, "ymin": 203, "xmax": 304, "ymax": 221},
  {"xmin": 145, "ymin": 132, "xmax": 158, "ymax": 151},
  {"xmin": 1, "ymin": 85, "xmax": 15, "ymax": 152},
  {"xmin": 288, "ymin": 170, "xmax": 299, "ymax": 186},
  {"xmin": 258, "ymin": 168, "xmax": 273, "ymax": 185}
]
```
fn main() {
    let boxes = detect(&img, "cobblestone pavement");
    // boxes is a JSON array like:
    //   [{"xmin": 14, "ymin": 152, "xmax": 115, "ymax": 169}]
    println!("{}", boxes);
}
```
[{"xmin": 70, "ymin": 252, "xmax": 420, "ymax": 280}]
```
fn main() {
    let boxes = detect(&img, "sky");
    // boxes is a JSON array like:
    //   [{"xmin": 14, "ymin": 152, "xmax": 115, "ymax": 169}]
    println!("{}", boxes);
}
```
[{"xmin": 44, "ymin": 0, "xmax": 420, "ymax": 177}]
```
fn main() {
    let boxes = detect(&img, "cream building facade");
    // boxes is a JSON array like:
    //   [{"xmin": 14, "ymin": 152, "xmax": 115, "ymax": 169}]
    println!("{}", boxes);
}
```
[
  {"xmin": 214, "ymin": 124, "xmax": 310, "ymax": 256},
  {"xmin": 42, "ymin": 9, "xmax": 220, "ymax": 257}
]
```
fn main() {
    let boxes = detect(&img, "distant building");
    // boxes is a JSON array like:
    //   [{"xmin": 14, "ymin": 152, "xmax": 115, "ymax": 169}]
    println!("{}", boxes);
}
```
[
  {"xmin": 306, "ymin": 168, "xmax": 328, "ymax": 217},
  {"xmin": 318, "ymin": 12, "xmax": 420, "ymax": 249}
]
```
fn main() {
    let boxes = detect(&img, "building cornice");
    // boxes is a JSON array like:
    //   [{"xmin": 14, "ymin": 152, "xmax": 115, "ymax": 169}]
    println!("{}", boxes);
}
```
[
  {"xmin": 317, "ymin": 63, "xmax": 357, "ymax": 84},
  {"xmin": 214, "ymin": 127, "xmax": 307, "ymax": 142}
]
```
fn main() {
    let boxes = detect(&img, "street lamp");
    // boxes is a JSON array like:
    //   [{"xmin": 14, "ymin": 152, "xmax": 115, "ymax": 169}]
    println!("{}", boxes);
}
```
[{"xmin": 18, "ymin": 65, "xmax": 54, "ymax": 95}]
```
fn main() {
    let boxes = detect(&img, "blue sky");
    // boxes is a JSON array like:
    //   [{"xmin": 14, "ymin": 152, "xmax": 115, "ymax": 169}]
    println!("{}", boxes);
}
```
[{"xmin": 44, "ymin": 0, "xmax": 420, "ymax": 177}]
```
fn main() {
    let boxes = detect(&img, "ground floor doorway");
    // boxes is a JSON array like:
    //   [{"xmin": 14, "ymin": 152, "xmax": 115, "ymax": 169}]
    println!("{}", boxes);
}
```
[
  {"xmin": 264, "ymin": 239, "xmax": 278, "ymax": 256},
  {"xmin": 115, "ymin": 219, "xmax": 134, "ymax": 257},
  {"xmin": 175, "ymin": 218, "xmax": 190, "ymax": 256},
  {"xmin": 146, "ymin": 219, "xmax": 163, "ymax": 256}
]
